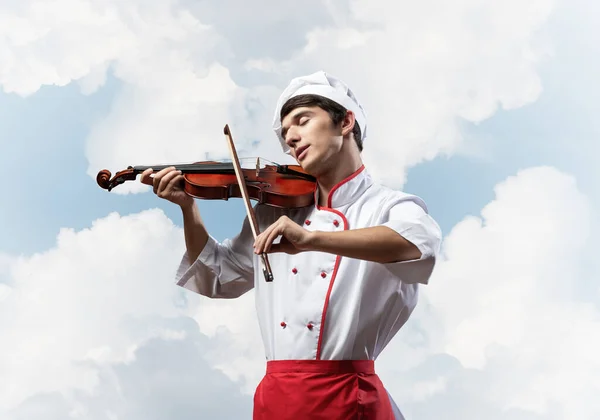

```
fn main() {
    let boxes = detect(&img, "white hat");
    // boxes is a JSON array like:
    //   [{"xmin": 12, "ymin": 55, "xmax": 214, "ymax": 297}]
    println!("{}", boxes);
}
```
[{"xmin": 272, "ymin": 71, "xmax": 368, "ymax": 154}]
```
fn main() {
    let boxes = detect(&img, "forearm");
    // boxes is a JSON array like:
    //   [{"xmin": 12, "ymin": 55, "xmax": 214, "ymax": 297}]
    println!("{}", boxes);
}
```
[
  {"xmin": 181, "ymin": 201, "xmax": 209, "ymax": 263},
  {"xmin": 308, "ymin": 226, "xmax": 422, "ymax": 263}
]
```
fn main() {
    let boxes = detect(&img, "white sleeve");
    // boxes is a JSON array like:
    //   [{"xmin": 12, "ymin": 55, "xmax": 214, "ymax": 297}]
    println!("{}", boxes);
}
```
[
  {"xmin": 175, "ymin": 213, "xmax": 256, "ymax": 299},
  {"xmin": 380, "ymin": 197, "xmax": 442, "ymax": 285}
]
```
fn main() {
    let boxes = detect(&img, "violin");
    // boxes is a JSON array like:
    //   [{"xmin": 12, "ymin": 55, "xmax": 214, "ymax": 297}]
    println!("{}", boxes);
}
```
[
  {"xmin": 96, "ymin": 159, "xmax": 316, "ymax": 209},
  {"xmin": 96, "ymin": 124, "xmax": 316, "ymax": 283}
]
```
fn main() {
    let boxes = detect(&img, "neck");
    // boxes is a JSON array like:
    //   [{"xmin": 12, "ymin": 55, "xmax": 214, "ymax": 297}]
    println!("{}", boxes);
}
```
[{"xmin": 316, "ymin": 151, "xmax": 362, "ymax": 207}]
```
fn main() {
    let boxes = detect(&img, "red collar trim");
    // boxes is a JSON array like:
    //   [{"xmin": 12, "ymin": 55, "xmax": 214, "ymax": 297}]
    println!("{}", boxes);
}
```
[{"xmin": 314, "ymin": 165, "xmax": 366, "ymax": 210}]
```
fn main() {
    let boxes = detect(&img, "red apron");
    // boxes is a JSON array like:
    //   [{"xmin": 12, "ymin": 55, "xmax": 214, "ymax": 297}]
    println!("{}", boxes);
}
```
[{"xmin": 253, "ymin": 360, "xmax": 395, "ymax": 419}]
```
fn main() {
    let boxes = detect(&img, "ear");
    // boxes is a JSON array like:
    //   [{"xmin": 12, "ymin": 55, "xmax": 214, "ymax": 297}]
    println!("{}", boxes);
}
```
[{"xmin": 341, "ymin": 110, "xmax": 355, "ymax": 137}]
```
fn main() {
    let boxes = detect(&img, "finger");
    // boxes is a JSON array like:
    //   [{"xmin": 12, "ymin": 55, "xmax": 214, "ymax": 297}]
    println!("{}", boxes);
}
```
[
  {"xmin": 167, "ymin": 170, "xmax": 184, "ymax": 190},
  {"xmin": 157, "ymin": 169, "xmax": 181, "ymax": 196},
  {"xmin": 254, "ymin": 219, "xmax": 276, "ymax": 250},
  {"xmin": 255, "ymin": 222, "xmax": 278, "ymax": 254},
  {"xmin": 140, "ymin": 168, "xmax": 154, "ymax": 186},
  {"xmin": 152, "ymin": 166, "xmax": 176, "ymax": 181},
  {"xmin": 264, "ymin": 222, "xmax": 285, "ymax": 253},
  {"xmin": 254, "ymin": 230, "xmax": 268, "ymax": 254},
  {"xmin": 149, "ymin": 167, "xmax": 171, "ymax": 193},
  {"xmin": 253, "ymin": 232, "xmax": 263, "ymax": 253},
  {"xmin": 154, "ymin": 167, "xmax": 177, "ymax": 195},
  {"xmin": 264, "ymin": 217, "xmax": 293, "ymax": 252}
]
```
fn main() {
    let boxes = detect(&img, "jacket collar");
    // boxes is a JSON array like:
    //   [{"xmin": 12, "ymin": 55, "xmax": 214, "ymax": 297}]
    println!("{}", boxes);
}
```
[{"xmin": 315, "ymin": 165, "xmax": 373, "ymax": 209}]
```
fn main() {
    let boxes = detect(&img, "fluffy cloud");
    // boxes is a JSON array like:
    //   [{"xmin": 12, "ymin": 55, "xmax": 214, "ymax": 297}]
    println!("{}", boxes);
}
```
[
  {"xmin": 84, "ymin": 62, "xmax": 251, "ymax": 195},
  {"xmin": 0, "ymin": 0, "xmax": 215, "ymax": 96},
  {"xmin": 251, "ymin": 0, "xmax": 555, "ymax": 187},
  {"xmin": 183, "ymin": 289, "xmax": 266, "ymax": 396},
  {"xmin": 1, "ymin": 0, "xmax": 556, "ymax": 192},
  {"xmin": 0, "ymin": 0, "xmax": 251, "ymax": 194},
  {"xmin": 0, "ymin": 209, "xmax": 256, "ymax": 419},
  {"xmin": 4, "ymin": 324, "xmax": 253, "ymax": 420},
  {"xmin": 377, "ymin": 166, "xmax": 598, "ymax": 419}
]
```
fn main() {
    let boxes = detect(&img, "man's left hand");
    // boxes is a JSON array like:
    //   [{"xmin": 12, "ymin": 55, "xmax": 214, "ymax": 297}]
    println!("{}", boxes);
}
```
[{"xmin": 254, "ymin": 216, "xmax": 313, "ymax": 255}]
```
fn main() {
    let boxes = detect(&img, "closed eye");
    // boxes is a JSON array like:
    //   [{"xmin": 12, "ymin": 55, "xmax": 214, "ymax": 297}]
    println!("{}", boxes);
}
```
[{"xmin": 282, "ymin": 111, "xmax": 313, "ymax": 139}]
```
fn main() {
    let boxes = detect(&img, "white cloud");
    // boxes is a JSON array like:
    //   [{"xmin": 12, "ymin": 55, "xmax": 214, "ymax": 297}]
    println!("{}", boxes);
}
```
[
  {"xmin": 4, "ymin": 325, "xmax": 254, "ymax": 420},
  {"xmin": 0, "ymin": 0, "xmax": 213, "ymax": 97},
  {"xmin": 0, "ymin": 209, "xmax": 257, "ymax": 417},
  {"xmin": 377, "ymin": 166, "xmax": 599, "ymax": 419},
  {"xmin": 252, "ymin": 0, "xmax": 555, "ymax": 187},
  {"xmin": 0, "ymin": 0, "xmax": 252, "ymax": 195},
  {"xmin": 184, "ymin": 291, "xmax": 265, "ymax": 395},
  {"xmin": 84, "ymin": 62, "xmax": 246, "ymax": 194},
  {"xmin": 1, "ymin": 0, "xmax": 556, "ymax": 192}
]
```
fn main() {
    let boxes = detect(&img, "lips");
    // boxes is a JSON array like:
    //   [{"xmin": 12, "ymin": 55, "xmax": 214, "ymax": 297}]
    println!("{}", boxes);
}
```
[{"xmin": 296, "ymin": 145, "xmax": 310, "ymax": 160}]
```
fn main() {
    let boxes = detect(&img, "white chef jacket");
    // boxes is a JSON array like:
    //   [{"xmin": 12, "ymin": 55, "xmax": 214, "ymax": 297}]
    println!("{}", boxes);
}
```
[{"xmin": 175, "ymin": 165, "xmax": 442, "ymax": 418}]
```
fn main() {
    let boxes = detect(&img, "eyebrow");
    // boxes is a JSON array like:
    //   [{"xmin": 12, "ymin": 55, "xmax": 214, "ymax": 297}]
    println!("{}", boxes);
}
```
[{"xmin": 281, "ymin": 110, "xmax": 313, "ymax": 140}]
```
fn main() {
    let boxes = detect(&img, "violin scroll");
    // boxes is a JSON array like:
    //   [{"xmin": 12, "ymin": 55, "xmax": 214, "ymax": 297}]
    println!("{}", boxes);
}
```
[{"xmin": 96, "ymin": 167, "xmax": 138, "ymax": 191}]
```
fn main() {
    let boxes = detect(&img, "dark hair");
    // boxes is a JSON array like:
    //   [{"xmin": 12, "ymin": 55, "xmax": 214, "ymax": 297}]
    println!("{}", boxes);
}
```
[{"xmin": 280, "ymin": 94, "xmax": 363, "ymax": 152}]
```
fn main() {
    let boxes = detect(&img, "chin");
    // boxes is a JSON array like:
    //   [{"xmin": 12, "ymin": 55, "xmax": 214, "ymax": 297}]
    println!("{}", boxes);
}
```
[
  {"xmin": 296, "ymin": 158, "xmax": 314, "ymax": 173},
  {"xmin": 299, "ymin": 160, "xmax": 323, "ymax": 178}
]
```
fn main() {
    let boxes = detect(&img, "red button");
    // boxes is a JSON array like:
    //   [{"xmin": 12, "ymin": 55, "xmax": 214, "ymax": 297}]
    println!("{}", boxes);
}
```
[
  {"xmin": 292, "ymin": 268, "xmax": 298, "ymax": 274},
  {"xmin": 321, "ymin": 272, "xmax": 327, "ymax": 278},
  {"xmin": 305, "ymin": 220, "xmax": 311, "ymax": 225},
  {"xmin": 333, "ymin": 220, "xmax": 339, "ymax": 227},
  {"xmin": 280, "ymin": 322, "xmax": 286, "ymax": 328},
  {"xmin": 307, "ymin": 323, "xmax": 313, "ymax": 330}
]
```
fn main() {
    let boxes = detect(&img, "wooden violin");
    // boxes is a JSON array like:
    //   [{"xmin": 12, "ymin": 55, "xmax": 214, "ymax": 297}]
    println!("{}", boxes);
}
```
[
  {"xmin": 96, "ymin": 124, "xmax": 315, "ymax": 283},
  {"xmin": 96, "ymin": 158, "xmax": 316, "ymax": 209}
]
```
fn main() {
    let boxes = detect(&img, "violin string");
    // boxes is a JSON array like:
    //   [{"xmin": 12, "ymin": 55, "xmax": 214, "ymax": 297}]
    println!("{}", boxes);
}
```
[{"xmin": 134, "ymin": 157, "xmax": 286, "ymax": 173}]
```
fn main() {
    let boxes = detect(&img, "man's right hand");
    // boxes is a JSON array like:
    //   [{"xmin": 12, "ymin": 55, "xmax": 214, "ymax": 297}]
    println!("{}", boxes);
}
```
[{"xmin": 140, "ymin": 166, "xmax": 195, "ymax": 209}]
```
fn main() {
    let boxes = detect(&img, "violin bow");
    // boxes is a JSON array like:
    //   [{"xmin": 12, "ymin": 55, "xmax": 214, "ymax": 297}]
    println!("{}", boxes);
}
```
[{"xmin": 224, "ymin": 124, "xmax": 274, "ymax": 282}]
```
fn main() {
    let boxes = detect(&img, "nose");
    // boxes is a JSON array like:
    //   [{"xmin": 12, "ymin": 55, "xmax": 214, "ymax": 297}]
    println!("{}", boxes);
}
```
[{"xmin": 285, "ymin": 126, "xmax": 300, "ymax": 147}]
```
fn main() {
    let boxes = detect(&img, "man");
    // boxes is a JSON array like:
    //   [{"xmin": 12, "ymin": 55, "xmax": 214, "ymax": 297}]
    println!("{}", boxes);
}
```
[{"xmin": 141, "ymin": 71, "xmax": 442, "ymax": 419}]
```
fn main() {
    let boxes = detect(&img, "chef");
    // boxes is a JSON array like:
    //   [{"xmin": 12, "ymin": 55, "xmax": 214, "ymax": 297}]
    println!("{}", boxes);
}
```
[{"xmin": 144, "ymin": 71, "xmax": 442, "ymax": 419}]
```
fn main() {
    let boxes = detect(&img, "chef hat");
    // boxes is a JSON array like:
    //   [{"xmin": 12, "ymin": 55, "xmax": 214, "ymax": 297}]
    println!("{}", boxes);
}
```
[{"xmin": 272, "ymin": 71, "xmax": 367, "ymax": 154}]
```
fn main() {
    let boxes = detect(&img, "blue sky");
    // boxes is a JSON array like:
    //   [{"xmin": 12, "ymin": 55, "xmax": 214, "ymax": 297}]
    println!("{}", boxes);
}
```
[{"xmin": 1, "ymin": 0, "xmax": 598, "ymax": 419}]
